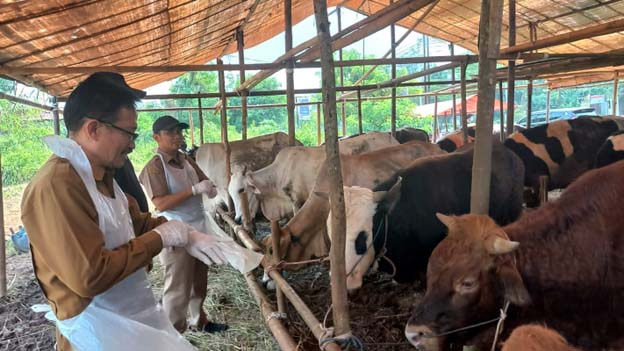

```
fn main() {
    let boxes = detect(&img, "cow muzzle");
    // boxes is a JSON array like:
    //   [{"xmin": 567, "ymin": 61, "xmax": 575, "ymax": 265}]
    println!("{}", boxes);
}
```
[{"xmin": 405, "ymin": 325, "xmax": 440, "ymax": 351}]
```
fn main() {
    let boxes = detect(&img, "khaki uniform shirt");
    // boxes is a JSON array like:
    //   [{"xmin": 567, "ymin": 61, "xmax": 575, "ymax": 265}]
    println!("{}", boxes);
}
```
[
  {"xmin": 21, "ymin": 155, "xmax": 166, "ymax": 350},
  {"xmin": 140, "ymin": 150, "xmax": 207, "ymax": 200}
]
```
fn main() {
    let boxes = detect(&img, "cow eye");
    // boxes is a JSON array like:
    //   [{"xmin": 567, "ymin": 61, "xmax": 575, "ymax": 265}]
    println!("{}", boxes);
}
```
[
  {"xmin": 456, "ymin": 277, "xmax": 479, "ymax": 294},
  {"xmin": 238, "ymin": 188, "xmax": 244, "ymax": 193}
]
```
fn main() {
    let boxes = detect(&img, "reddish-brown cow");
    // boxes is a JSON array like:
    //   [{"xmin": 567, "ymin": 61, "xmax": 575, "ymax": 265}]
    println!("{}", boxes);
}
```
[
  {"xmin": 405, "ymin": 160, "xmax": 624, "ymax": 351},
  {"xmin": 502, "ymin": 325, "xmax": 581, "ymax": 351}
]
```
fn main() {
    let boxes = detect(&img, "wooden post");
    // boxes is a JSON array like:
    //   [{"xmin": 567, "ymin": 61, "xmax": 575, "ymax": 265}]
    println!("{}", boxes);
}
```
[
  {"xmin": 188, "ymin": 110, "xmax": 195, "ymax": 146},
  {"xmin": 539, "ymin": 175, "xmax": 549, "ymax": 205},
  {"xmin": 499, "ymin": 80, "xmax": 504, "ymax": 141},
  {"xmin": 239, "ymin": 192, "xmax": 253, "ymax": 232},
  {"xmin": 244, "ymin": 273, "xmax": 297, "ymax": 351},
  {"xmin": 341, "ymin": 101, "xmax": 347, "ymax": 136},
  {"xmin": 461, "ymin": 60, "xmax": 468, "ymax": 143},
  {"xmin": 237, "ymin": 28, "xmax": 248, "ymax": 140},
  {"xmin": 270, "ymin": 220, "xmax": 286, "ymax": 314},
  {"xmin": 198, "ymin": 97, "xmax": 204, "ymax": 144},
  {"xmin": 390, "ymin": 1, "xmax": 397, "ymax": 138},
  {"xmin": 527, "ymin": 79, "xmax": 533, "ymax": 128},
  {"xmin": 613, "ymin": 73, "xmax": 619, "ymax": 115},
  {"xmin": 546, "ymin": 88, "xmax": 551, "ymax": 123},
  {"xmin": 470, "ymin": 0, "xmax": 504, "ymax": 215},
  {"xmin": 314, "ymin": 0, "xmax": 350, "ymax": 336},
  {"xmin": 506, "ymin": 0, "xmax": 516, "ymax": 136},
  {"xmin": 357, "ymin": 89, "xmax": 363, "ymax": 134},
  {"xmin": 434, "ymin": 95, "xmax": 438, "ymax": 140},
  {"xmin": 451, "ymin": 44, "xmax": 457, "ymax": 131},
  {"xmin": 52, "ymin": 97, "xmax": 60, "ymax": 135},
  {"xmin": 285, "ymin": 0, "xmax": 296, "ymax": 146},
  {"xmin": 338, "ymin": 6, "xmax": 347, "ymax": 137},
  {"xmin": 218, "ymin": 58, "xmax": 234, "ymax": 212},
  {"xmin": 0, "ymin": 153, "xmax": 6, "ymax": 297},
  {"xmin": 317, "ymin": 102, "xmax": 322, "ymax": 145}
]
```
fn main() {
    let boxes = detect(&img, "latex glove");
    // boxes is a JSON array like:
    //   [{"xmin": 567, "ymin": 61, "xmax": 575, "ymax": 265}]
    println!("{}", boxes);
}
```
[
  {"xmin": 153, "ymin": 220, "xmax": 191, "ymax": 247},
  {"xmin": 192, "ymin": 179, "xmax": 217, "ymax": 198},
  {"xmin": 185, "ymin": 231, "xmax": 229, "ymax": 265}
]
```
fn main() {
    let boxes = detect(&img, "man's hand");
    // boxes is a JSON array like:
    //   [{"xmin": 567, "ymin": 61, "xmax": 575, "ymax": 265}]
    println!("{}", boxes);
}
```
[
  {"xmin": 185, "ymin": 231, "xmax": 229, "ymax": 265},
  {"xmin": 153, "ymin": 220, "xmax": 192, "ymax": 247},
  {"xmin": 191, "ymin": 179, "xmax": 217, "ymax": 198}
]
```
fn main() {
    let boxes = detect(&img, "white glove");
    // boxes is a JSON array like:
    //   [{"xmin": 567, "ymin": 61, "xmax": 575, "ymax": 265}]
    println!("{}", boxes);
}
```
[
  {"xmin": 192, "ymin": 179, "xmax": 217, "ymax": 198},
  {"xmin": 185, "ymin": 231, "xmax": 229, "ymax": 265},
  {"xmin": 153, "ymin": 220, "xmax": 191, "ymax": 247}
]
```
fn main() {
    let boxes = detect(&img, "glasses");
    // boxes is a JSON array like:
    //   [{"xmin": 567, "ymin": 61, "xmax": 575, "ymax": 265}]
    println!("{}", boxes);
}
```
[
  {"xmin": 161, "ymin": 128, "xmax": 185, "ymax": 136},
  {"xmin": 94, "ymin": 119, "xmax": 139, "ymax": 141}
]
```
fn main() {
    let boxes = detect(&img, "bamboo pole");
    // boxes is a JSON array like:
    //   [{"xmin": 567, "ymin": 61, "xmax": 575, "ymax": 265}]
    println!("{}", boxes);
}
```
[
  {"xmin": 0, "ymin": 153, "xmax": 5, "ymax": 297},
  {"xmin": 539, "ymin": 175, "xmax": 549, "ymax": 205},
  {"xmin": 270, "ymin": 220, "xmax": 286, "ymax": 314},
  {"xmin": 314, "ymin": 0, "xmax": 350, "ymax": 337},
  {"xmin": 434, "ymin": 95, "xmax": 438, "ymax": 140},
  {"xmin": 188, "ymin": 110, "xmax": 195, "ymax": 146},
  {"xmin": 461, "ymin": 60, "xmax": 468, "ymax": 143},
  {"xmin": 52, "ymin": 97, "xmax": 61, "ymax": 135},
  {"xmin": 216, "ymin": 208, "xmax": 263, "ymax": 252},
  {"xmin": 237, "ymin": 28, "xmax": 248, "ymax": 140},
  {"xmin": 470, "ymin": 0, "xmax": 504, "ymax": 215},
  {"xmin": 527, "ymin": 79, "xmax": 533, "ymax": 129},
  {"xmin": 357, "ymin": 89, "xmax": 363, "ymax": 134},
  {"xmin": 338, "ymin": 6, "xmax": 346, "ymax": 137},
  {"xmin": 499, "ymin": 81, "xmax": 504, "ymax": 142},
  {"xmin": 285, "ymin": 0, "xmax": 296, "ymax": 146},
  {"xmin": 501, "ymin": 18, "xmax": 624, "ymax": 55},
  {"xmin": 317, "ymin": 102, "xmax": 322, "ymax": 145},
  {"xmin": 546, "ymin": 88, "xmax": 551, "ymax": 123},
  {"xmin": 217, "ymin": 59, "xmax": 234, "ymax": 213},
  {"xmin": 198, "ymin": 97, "xmax": 204, "ymax": 144},
  {"xmin": 451, "ymin": 44, "xmax": 457, "ymax": 131},
  {"xmin": 613, "ymin": 73, "xmax": 619, "ymax": 115},
  {"xmin": 243, "ymin": 273, "xmax": 297, "ymax": 351},
  {"xmin": 506, "ymin": 0, "xmax": 516, "ymax": 137},
  {"xmin": 390, "ymin": 0, "xmax": 397, "ymax": 138},
  {"xmin": 341, "ymin": 101, "xmax": 347, "ymax": 136}
]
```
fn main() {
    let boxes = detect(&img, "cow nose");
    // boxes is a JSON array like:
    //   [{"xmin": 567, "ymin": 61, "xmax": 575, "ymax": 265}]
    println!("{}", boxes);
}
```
[
  {"xmin": 234, "ymin": 216, "xmax": 242, "ymax": 225},
  {"xmin": 405, "ymin": 325, "xmax": 439, "ymax": 351}
]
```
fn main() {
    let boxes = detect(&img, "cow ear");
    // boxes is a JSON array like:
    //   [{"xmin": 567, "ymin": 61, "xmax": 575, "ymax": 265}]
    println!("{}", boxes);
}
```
[
  {"xmin": 436, "ymin": 213, "xmax": 456, "ymax": 229},
  {"xmin": 314, "ymin": 191, "xmax": 330, "ymax": 200},
  {"xmin": 497, "ymin": 264, "xmax": 531, "ymax": 306},
  {"xmin": 376, "ymin": 177, "xmax": 402, "ymax": 213}
]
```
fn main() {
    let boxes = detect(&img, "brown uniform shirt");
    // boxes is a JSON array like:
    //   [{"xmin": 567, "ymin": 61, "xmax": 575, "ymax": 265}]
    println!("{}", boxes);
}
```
[
  {"xmin": 140, "ymin": 150, "xmax": 207, "ymax": 199},
  {"xmin": 21, "ymin": 155, "xmax": 165, "ymax": 321}
]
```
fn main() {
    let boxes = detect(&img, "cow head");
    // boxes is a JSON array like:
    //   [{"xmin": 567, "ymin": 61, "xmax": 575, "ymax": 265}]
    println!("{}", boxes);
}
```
[
  {"xmin": 324, "ymin": 178, "xmax": 402, "ymax": 292},
  {"xmin": 228, "ymin": 167, "xmax": 259, "ymax": 224},
  {"xmin": 405, "ymin": 213, "xmax": 530, "ymax": 351}
]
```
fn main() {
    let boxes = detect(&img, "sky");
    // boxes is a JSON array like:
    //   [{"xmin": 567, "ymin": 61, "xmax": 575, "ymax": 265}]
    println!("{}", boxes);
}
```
[{"xmin": 146, "ymin": 6, "xmax": 472, "ymax": 94}]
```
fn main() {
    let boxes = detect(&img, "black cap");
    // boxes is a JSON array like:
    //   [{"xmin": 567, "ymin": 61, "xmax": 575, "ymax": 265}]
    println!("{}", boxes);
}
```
[
  {"xmin": 83, "ymin": 72, "xmax": 146, "ymax": 99},
  {"xmin": 152, "ymin": 115, "xmax": 189, "ymax": 134}
]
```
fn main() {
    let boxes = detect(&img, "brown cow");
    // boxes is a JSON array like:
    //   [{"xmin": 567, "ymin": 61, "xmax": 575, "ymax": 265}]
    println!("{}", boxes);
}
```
[
  {"xmin": 502, "ymin": 325, "xmax": 581, "ymax": 351},
  {"xmin": 405, "ymin": 160, "xmax": 624, "ymax": 351}
]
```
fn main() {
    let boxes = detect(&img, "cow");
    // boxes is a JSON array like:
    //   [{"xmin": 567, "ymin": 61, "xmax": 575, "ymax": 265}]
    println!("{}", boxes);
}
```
[
  {"xmin": 594, "ymin": 130, "xmax": 624, "ymax": 168},
  {"xmin": 235, "ymin": 131, "xmax": 399, "ymax": 222},
  {"xmin": 394, "ymin": 127, "xmax": 430, "ymax": 143},
  {"xmin": 504, "ymin": 116, "xmax": 624, "ymax": 206},
  {"xmin": 502, "ymin": 325, "xmax": 581, "ymax": 351},
  {"xmin": 404, "ymin": 160, "xmax": 624, "ymax": 351},
  {"xmin": 268, "ymin": 141, "xmax": 446, "ymax": 264},
  {"xmin": 326, "ymin": 143, "xmax": 524, "ymax": 292},
  {"xmin": 436, "ymin": 126, "xmax": 475, "ymax": 152},
  {"xmin": 195, "ymin": 132, "xmax": 301, "ymax": 215}
]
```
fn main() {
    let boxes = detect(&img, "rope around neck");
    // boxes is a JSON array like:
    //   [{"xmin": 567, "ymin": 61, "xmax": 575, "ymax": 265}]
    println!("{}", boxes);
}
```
[{"xmin": 422, "ymin": 300, "xmax": 510, "ymax": 339}]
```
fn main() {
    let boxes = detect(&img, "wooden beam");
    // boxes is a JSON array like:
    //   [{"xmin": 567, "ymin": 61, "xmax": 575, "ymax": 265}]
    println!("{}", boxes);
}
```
[
  {"xmin": 613, "ymin": 73, "xmax": 619, "ymax": 115},
  {"xmin": 237, "ymin": 28, "xmax": 248, "ymax": 140},
  {"xmin": 52, "ymin": 97, "xmax": 61, "ymax": 135},
  {"xmin": 188, "ymin": 110, "xmax": 195, "ymax": 146},
  {"xmin": 461, "ymin": 61, "xmax": 468, "ymax": 143},
  {"xmin": 270, "ymin": 220, "xmax": 286, "ymax": 314},
  {"xmin": 357, "ymin": 89, "xmax": 363, "ymax": 134},
  {"xmin": 390, "ymin": 0, "xmax": 397, "ymax": 138},
  {"xmin": 506, "ymin": 0, "xmax": 516, "ymax": 137},
  {"xmin": 314, "ymin": 0, "xmax": 350, "ymax": 337},
  {"xmin": 451, "ymin": 43, "xmax": 457, "ymax": 131},
  {"xmin": 499, "ymin": 81, "xmax": 504, "ymax": 142},
  {"xmin": 470, "ymin": 0, "xmax": 504, "ymax": 215},
  {"xmin": 0, "ymin": 92, "xmax": 54, "ymax": 110},
  {"xmin": 317, "ymin": 102, "xmax": 322, "ymax": 145},
  {"xmin": 285, "ymin": 0, "xmax": 296, "ymax": 146},
  {"xmin": 0, "ymin": 153, "xmax": 5, "ymax": 298},
  {"xmin": 501, "ymin": 18, "xmax": 624, "ymax": 55}
]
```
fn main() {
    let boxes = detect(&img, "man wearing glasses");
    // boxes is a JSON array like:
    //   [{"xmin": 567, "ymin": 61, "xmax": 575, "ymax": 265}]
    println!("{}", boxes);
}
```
[
  {"xmin": 139, "ymin": 115, "xmax": 228, "ymax": 334},
  {"xmin": 21, "ymin": 72, "xmax": 228, "ymax": 350}
]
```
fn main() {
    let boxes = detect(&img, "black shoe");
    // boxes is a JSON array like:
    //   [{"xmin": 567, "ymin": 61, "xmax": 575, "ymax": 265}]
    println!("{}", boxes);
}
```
[{"xmin": 202, "ymin": 322, "xmax": 229, "ymax": 333}]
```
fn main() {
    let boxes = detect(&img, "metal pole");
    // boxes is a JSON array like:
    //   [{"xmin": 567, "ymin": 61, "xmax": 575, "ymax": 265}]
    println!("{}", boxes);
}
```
[
  {"xmin": 470, "ymin": 0, "xmax": 504, "ymax": 215},
  {"xmin": 390, "ymin": 0, "xmax": 397, "ymax": 137},
  {"xmin": 314, "ymin": 0, "xmax": 350, "ymax": 336},
  {"xmin": 506, "ymin": 0, "xmax": 516, "ymax": 136},
  {"xmin": 52, "ymin": 97, "xmax": 60, "ymax": 135},
  {"xmin": 0, "ymin": 153, "xmax": 6, "ymax": 297},
  {"xmin": 198, "ymin": 97, "xmax": 204, "ymax": 144},
  {"xmin": 527, "ymin": 79, "xmax": 533, "ymax": 128},
  {"xmin": 357, "ymin": 89, "xmax": 363, "ymax": 134},
  {"xmin": 285, "ymin": 0, "xmax": 296, "ymax": 146},
  {"xmin": 237, "ymin": 28, "xmax": 248, "ymax": 140},
  {"xmin": 613, "ymin": 73, "xmax": 619, "ymax": 115}
]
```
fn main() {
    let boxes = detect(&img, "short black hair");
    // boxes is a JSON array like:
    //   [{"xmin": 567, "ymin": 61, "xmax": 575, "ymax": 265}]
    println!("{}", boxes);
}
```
[{"xmin": 63, "ymin": 72, "xmax": 146, "ymax": 132}]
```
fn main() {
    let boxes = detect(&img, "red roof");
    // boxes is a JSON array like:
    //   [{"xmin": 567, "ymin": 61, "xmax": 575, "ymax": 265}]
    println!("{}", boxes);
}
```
[{"xmin": 438, "ymin": 95, "xmax": 508, "ymax": 116}]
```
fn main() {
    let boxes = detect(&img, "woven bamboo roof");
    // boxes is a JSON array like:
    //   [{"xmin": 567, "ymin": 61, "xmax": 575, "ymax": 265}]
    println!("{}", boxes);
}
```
[{"xmin": 1, "ymin": 0, "xmax": 623, "ymax": 97}]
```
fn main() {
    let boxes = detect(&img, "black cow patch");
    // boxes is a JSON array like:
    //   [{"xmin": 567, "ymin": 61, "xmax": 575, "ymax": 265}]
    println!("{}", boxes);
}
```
[
  {"xmin": 354, "ymin": 231, "xmax": 368, "ymax": 255},
  {"xmin": 437, "ymin": 139, "xmax": 457, "ymax": 152}
]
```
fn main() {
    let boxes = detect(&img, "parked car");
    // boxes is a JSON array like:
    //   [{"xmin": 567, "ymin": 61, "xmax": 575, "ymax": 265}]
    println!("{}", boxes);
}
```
[{"xmin": 516, "ymin": 107, "xmax": 597, "ymax": 127}]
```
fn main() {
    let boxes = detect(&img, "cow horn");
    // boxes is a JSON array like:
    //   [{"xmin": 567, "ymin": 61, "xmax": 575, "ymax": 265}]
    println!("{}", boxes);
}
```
[{"xmin": 486, "ymin": 236, "xmax": 520, "ymax": 255}]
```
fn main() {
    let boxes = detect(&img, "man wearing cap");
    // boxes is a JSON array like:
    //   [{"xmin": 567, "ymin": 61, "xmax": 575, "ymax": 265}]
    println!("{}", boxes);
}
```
[
  {"xmin": 21, "ymin": 72, "xmax": 228, "ymax": 351},
  {"xmin": 140, "ymin": 115, "xmax": 228, "ymax": 334}
]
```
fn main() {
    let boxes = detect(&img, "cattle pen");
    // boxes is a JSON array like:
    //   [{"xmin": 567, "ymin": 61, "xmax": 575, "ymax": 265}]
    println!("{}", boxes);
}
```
[{"xmin": 2, "ymin": 0, "xmax": 624, "ymax": 350}]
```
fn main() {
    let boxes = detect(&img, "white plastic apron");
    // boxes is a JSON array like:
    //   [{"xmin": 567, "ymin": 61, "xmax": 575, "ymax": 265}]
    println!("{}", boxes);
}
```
[
  {"xmin": 42, "ymin": 136, "xmax": 195, "ymax": 351},
  {"xmin": 155, "ymin": 152, "xmax": 207, "ymax": 233}
]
